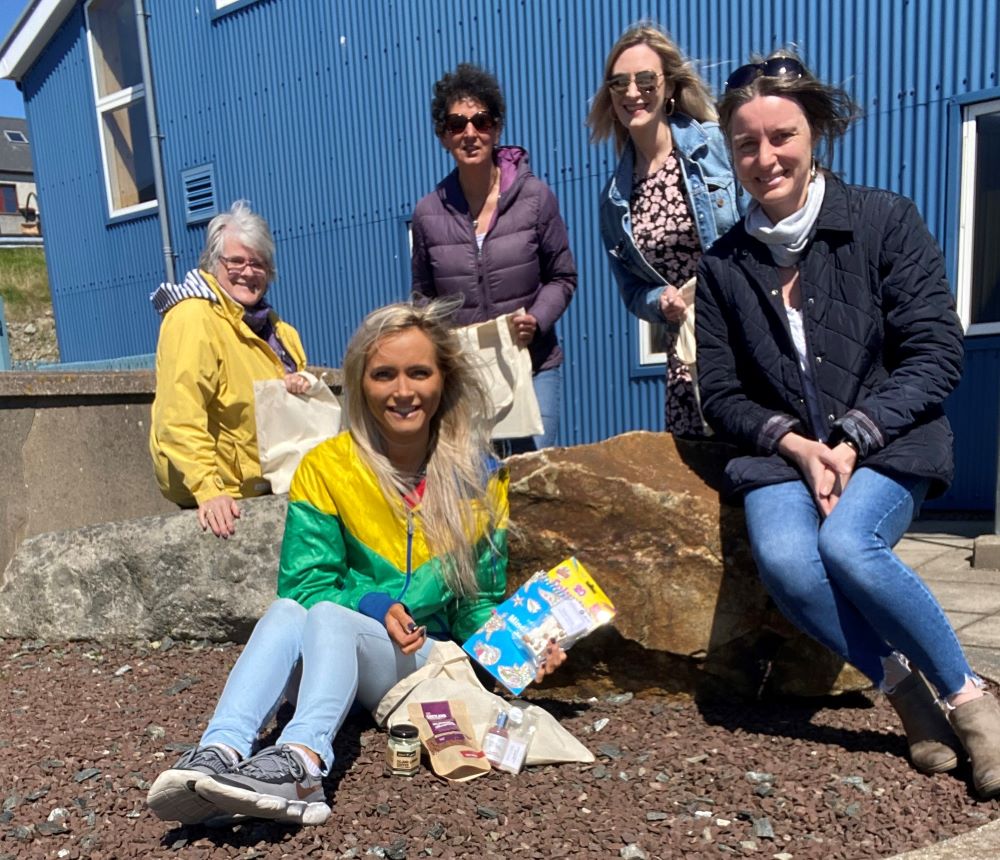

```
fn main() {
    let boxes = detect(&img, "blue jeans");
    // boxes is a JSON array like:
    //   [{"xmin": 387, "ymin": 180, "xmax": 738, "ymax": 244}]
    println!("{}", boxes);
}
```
[
  {"xmin": 200, "ymin": 598, "xmax": 435, "ymax": 773},
  {"xmin": 743, "ymin": 467, "xmax": 974, "ymax": 698},
  {"xmin": 503, "ymin": 363, "xmax": 562, "ymax": 454}
]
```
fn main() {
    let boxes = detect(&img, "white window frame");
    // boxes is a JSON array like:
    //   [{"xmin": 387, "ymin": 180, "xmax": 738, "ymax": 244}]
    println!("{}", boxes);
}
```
[
  {"xmin": 84, "ymin": 0, "xmax": 157, "ymax": 219},
  {"xmin": 637, "ymin": 318, "xmax": 668, "ymax": 366},
  {"xmin": 3, "ymin": 130, "xmax": 27, "ymax": 143},
  {"xmin": 956, "ymin": 96, "xmax": 1000, "ymax": 336}
]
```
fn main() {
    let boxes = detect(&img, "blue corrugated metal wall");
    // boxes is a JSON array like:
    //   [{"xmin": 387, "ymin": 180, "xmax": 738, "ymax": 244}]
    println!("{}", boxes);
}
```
[{"xmin": 20, "ymin": 0, "xmax": 1000, "ymax": 507}]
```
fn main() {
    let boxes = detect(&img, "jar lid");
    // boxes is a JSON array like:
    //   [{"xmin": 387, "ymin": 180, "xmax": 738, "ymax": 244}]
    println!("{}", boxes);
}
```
[{"xmin": 389, "ymin": 722, "xmax": 419, "ymax": 739}]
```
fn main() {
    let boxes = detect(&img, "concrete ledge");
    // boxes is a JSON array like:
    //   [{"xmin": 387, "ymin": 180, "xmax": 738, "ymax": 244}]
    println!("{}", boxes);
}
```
[{"xmin": 973, "ymin": 534, "xmax": 1000, "ymax": 570}]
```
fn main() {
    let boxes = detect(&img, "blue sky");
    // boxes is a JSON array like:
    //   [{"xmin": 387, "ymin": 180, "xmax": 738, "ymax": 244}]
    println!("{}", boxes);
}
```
[{"xmin": 0, "ymin": 1, "xmax": 31, "ymax": 119}]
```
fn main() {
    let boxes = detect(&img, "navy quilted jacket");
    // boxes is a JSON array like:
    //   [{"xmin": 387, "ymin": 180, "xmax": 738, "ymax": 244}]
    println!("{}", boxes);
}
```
[
  {"xmin": 696, "ymin": 174, "xmax": 964, "ymax": 499},
  {"xmin": 411, "ymin": 146, "xmax": 577, "ymax": 372}
]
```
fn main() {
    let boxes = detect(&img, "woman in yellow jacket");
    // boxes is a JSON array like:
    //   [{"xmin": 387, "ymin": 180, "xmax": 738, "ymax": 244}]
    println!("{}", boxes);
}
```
[{"xmin": 150, "ymin": 200, "xmax": 308, "ymax": 538}]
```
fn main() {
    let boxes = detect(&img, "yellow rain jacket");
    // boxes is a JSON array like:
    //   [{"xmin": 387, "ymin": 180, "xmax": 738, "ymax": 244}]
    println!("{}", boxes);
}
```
[{"xmin": 149, "ymin": 269, "xmax": 307, "ymax": 506}]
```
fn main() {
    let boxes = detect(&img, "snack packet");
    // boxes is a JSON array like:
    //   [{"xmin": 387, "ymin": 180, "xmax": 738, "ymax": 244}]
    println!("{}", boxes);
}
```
[{"xmin": 407, "ymin": 699, "xmax": 491, "ymax": 782}]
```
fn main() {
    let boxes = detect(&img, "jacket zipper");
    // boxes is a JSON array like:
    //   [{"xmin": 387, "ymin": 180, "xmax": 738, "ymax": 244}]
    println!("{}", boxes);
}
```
[{"xmin": 398, "ymin": 507, "xmax": 414, "ymax": 602}]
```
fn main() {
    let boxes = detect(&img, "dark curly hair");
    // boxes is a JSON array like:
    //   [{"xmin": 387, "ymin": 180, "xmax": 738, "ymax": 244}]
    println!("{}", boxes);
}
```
[
  {"xmin": 431, "ymin": 63, "xmax": 506, "ymax": 135},
  {"xmin": 718, "ymin": 50, "xmax": 860, "ymax": 168}
]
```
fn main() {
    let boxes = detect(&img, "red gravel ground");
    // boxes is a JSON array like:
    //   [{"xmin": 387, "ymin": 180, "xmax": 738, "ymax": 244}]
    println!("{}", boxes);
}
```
[{"xmin": 1, "ymin": 638, "xmax": 998, "ymax": 860}]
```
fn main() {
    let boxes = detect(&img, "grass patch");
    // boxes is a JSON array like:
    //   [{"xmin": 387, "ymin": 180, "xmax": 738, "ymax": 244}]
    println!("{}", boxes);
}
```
[{"xmin": 0, "ymin": 247, "xmax": 50, "ymax": 323}]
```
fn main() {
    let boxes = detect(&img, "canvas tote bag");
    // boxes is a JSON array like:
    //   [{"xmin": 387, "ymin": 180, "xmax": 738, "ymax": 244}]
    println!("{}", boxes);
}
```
[
  {"xmin": 374, "ymin": 640, "xmax": 594, "ymax": 766},
  {"xmin": 456, "ymin": 311, "xmax": 543, "ymax": 440},
  {"xmin": 673, "ymin": 278, "xmax": 712, "ymax": 436},
  {"xmin": 253, "ymin": 371, "xmax": 342, "ymax": 494}
]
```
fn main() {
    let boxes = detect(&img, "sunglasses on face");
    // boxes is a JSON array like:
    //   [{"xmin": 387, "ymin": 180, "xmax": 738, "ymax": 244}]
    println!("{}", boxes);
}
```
[
  {"xmin": 606, "ymin": 70, "xmax": 663, "ymax": 95},
  {"xmin": 724, "ymin": 57, "xmax": 807, "ymax": 92},
  {"xmin": 440, "ymin": 111, "xmax": 497, "ymax": 135}
]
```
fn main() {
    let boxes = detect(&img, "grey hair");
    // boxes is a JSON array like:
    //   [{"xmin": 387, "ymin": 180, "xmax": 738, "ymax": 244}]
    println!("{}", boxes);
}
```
[{"xmin": 198, "ymin": 199, "xmax": 277, "ymax": 282}]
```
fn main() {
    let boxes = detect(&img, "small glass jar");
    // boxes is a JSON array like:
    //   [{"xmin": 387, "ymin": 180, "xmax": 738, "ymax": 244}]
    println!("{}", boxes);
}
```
[{"xmin": 386, "ymin": 723, "xmax": 421, "ymax": 776}]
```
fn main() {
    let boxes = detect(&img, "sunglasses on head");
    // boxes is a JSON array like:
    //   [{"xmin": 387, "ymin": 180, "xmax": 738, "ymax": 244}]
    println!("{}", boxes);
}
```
[
  {"xmin": 440, "ymin": 111, "xmax": 497, "ymax": 135},
  {"xmin": 724, "ymin": 57, "xmax": 807, "ymax": 92},
  {"xmin": 605, "ymin": 70, "xmax": 663, "ymax": 95}
]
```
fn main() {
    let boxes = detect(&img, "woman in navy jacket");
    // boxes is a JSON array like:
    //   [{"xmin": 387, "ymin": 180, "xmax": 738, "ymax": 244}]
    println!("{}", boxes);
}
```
[{"xmin": 696, "ymin": 52, "xmax": 1000, "ymax": 798}]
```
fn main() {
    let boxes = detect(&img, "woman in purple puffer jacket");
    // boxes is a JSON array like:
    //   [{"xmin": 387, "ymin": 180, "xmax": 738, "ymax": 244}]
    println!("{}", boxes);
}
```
[{"xmin": 411, "ymin": 63, "xmax": 578, "ymax": 453}]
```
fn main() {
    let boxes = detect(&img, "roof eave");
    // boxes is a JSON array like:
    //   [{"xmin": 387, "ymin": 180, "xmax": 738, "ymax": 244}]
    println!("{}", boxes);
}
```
[{"xmin": 0, "ymin": 0, "xmax": 79, "ymax": 83}]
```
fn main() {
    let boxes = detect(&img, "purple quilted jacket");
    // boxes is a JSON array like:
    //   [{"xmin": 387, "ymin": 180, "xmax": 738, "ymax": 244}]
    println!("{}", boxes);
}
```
[{"xmin": 411, "ymin": 145, "xmax": 577, "ymax": 371}]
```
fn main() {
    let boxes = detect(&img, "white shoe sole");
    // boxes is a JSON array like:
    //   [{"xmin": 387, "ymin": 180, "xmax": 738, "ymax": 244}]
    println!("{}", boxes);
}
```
[
  {"xmin": 147, "ymin": 768, "xmax": 223, "ymax": 825},
  {"xmin": 195, "ymin": 775, "xmax": 330, "ymax": 826}
]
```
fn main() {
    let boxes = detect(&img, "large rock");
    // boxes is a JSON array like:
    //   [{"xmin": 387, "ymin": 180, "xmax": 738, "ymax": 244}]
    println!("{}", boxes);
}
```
[
  {"xmin": 0, "ymin": 496, "xmax": 285, "ymax": 642},
  {"xmin": 0, "ymin": 432, "xmax": 867, "ymax": 698},
  {"xmin": 504, "ymin": 432, "xmax": 866, "ymax": 699}
]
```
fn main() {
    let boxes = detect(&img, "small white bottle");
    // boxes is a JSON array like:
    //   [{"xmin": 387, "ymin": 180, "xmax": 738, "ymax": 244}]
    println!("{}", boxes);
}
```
[
  {"xmin": 482, "ymin": 711, "xmax": 510, "ymax": 767},
  {"xmin": 497, "ymin": 707, "xmax": 531, "ymax": 774}
]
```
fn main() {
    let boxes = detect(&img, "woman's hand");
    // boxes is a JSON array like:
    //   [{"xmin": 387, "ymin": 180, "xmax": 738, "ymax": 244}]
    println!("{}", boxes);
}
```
[
  {"xmin": 283, "ymin": 372, "xmax": 311, "ymax": 395},
  {"xmin": 198, "ymin": 494, "xmax": 241, "ymax": 538},
  {"xmin": 533, "ymin": 638, "xmax": 568, "ymax": 683},
  {"xmin": 510, "ymin": 312, "xmax": 538, "ymax": 346},
  {"xmin": 777, "ymin": 433, "xmax": 856, "ymax": 517},
  {"xmin": 385, "ymin": 603, "xmax": 427, "ymax": 655},
  {"xmin": 658, "ymin": 285, "xmax": 688, "ymax": 323}
]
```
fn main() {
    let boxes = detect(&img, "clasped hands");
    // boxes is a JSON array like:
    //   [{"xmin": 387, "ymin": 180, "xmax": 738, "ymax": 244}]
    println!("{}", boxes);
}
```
[
  {"xmin": 384, "ymin": 602, "xmax": 567, "ymax": 682},
  {"xmin": 778, "ymin": 434, "xmax": 859, "ymax": 517}
]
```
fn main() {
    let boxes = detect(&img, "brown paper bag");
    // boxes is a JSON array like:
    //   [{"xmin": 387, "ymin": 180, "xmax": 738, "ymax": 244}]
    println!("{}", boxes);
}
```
[{"xmin": 407, "ymin": 699, "xmax": 491, "ymax": 782}]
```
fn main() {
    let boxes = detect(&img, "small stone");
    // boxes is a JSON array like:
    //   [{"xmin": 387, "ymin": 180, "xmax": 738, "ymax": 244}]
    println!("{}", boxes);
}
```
[
  {"xmin": 171, "ymin": 836, "xmax": 189, "ymax": 850},
  {"xmin": 597, "ymin": 743, "xmax": 622, "ymax": 759},
  {"xmin": 646, "ymin": 811, "xmax": 668, "ymax": 821},
  {"xmin": 620, "ymin": 845, "xmax": 648, "ymax": 860},
  {"xmin": 12, "ymin": 825, "xmax": 34, "ymax": 842},
  {"xmin": 754, "ymin": 783, "xmax": 774, "ymax": 798},
  {"xmin": 73, "ymin": 768, "xmax": 100, "ymax": 783},
  {"xmin": 425, "ymin": 822, "xmax": 446, "ymax": 840},
  {"xmin": 752, "ymin": 817, "xmax": 775, "ymax": 839},
  {"xmin": 739, "ymin": 841, "xmax": 758, "ymax": 854},
  {"xmin": 842, "ymin": 802, "xmax": 861, "ymax": 818},
  {"xmin": 26, "ymin": 787, "xmax": 50, "ymax": 801},
  {"xmin": 476, "ymin": 805, "xmax": 500, "ymax": 820},
  {"xmin": 47, "ymin": 807, "xmax": 69, "ymax": 823},
  {"xmin": 716, "ymin": 818, "xmax": 731, "ymax": 826},
  {"xmin": 165, "ymin": 677, "xmax": 196, "ymax": 695},
  {"xmin": 593, "ymin": 718, "xmax": 610, "ymax": 732},
  {"xmin": 685, "ymin": 753, "xmax": 708, "ymax": 764},
  {"xmin": 375, "ymin": 803, "xmax": 391, "ymax": 815},
  {"xmin": 592, "ymin": 764, "xmax": 609, "ymax": 779},
  {"xmin": 2, "ymin": 794, "xmax": 19, "ymax": 812},
  {"xmin": 36, "ymin": 820, "xmax": 69, "ymax": 836},
  {"xmin": 607, "ymin": 692, "xmax": 634, "ymax": 705},
  {"xmin": 654, "ymin": 771, "xmax": 670, "ymax": 783},
  {"xmin": 113, "ymin": 664, "xmax": 132, "ymax": 677},
  {"xmin": 385, "ymin": 839, "xmax": 407, "ymax": 860},
  {"xmin": 745, "ymin": 771, "xmax": 774, "ymax": 784},
  {"xmin": 773, "ymin": 854, "xmax": 794, "ymax": 860},
  {"xmin": 841, "ymin": 775, "xmax": 871, "ymax": 794}
]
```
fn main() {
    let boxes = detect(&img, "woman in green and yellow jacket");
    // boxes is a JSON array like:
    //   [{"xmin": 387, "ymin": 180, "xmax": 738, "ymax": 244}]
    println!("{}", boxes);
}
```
[
  {"xmin": 148, "ymin": 301, "xmax": 565, "ymax": 828},
  {"xmin": 149, "ymin": 200, "xmax": 308, "ymax": 538}
]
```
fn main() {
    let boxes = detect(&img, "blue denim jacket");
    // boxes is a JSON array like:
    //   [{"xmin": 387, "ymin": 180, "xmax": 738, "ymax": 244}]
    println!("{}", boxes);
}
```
[{"xmin": 599, "ymin": 113, "xmax": 743, "ymax": 325}]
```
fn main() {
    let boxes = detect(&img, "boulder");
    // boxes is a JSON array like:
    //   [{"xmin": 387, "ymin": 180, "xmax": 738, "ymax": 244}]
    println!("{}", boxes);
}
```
[
  {"xmin": 0, "ymin": 496, "xmax": 285, "ymax": 642},
  {"xmin": 504, "ymin": 432, "xmax": 866, "ymax": 699},
  {"xmin": 0, "ymin": 431, "xmax": 867, "ymax": 698}
]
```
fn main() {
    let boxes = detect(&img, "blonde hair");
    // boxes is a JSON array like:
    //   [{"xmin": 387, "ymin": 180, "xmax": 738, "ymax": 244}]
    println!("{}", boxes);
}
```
[
  {"xmin": 342, "ymin": 301, "xmax": 502, "ymax": 597},
  {"xmin": 587, "ymin": 22, "xmax": 717, "ymax": 153}
]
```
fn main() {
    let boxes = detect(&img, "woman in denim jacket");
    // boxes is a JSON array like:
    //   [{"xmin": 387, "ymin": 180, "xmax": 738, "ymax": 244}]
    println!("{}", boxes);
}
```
[{"xmin": 589, "ymin": 23, "xmax": 741, "ymax": 436}]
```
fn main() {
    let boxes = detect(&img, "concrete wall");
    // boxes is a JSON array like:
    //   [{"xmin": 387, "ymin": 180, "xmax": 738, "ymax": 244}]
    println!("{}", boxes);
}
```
[{"xmin": 0, "ymin": 370, "xmax": 174, "ymax": 574}]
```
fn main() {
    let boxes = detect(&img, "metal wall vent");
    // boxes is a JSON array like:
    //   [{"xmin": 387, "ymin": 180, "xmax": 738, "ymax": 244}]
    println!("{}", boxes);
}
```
[{"xmin": 181, "ymin": 163, "xmax": 218, "ymax": 225}]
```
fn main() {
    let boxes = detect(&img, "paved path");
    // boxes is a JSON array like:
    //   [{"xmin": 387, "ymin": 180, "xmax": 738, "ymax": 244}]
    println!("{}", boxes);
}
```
[{"xmin": 890, "ymin": 519, "xmax": 1000, "ymax": 859}]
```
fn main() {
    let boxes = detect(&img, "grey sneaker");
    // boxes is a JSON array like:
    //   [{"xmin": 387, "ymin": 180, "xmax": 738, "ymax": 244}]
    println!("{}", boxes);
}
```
[
  {"xmin": 194, "ymin": 745, "xmax": 330, "ymax": 825},
  {"xmin": 147, "ymin": 744, "xmax": 239, "ymax": 824}
]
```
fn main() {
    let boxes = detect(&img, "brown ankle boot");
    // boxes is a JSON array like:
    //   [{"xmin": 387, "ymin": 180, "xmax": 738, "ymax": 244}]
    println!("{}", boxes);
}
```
[
  {"xmin": 887, "ymin": 671, "xmax": 962, "ymax": 774},
  {"xmin": 948, "ymin": 693, "xmax": 1000, "ymax": 799}
]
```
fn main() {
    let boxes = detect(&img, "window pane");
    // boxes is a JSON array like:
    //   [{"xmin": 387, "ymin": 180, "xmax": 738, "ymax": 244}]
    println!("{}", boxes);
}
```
[
  {"xmin": 971, "ymin": 113, "xmax": 1000, "ymax": 325},
  {"xmin": 0, "ymin": 185, "xmax": 17, "ymax": 213},
  {"xmin": 101, "ymin": 99, "xmax": 155, "ymax": 211},
  {"xmin": 88, "ymin": 0, "xmax": 143, "ymax": 98}
]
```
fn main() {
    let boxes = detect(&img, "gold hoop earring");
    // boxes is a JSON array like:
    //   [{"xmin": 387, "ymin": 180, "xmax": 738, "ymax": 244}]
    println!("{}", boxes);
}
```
[{"xmin": 664, "ymin": 97, "xmax": 676, "ymax": 117}]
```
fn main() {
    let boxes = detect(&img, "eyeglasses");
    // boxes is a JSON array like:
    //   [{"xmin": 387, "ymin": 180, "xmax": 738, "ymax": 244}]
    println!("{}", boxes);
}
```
[
  {"xmin": 724, "ymin": 58, "xmax": 807, "ymax": 92},
  {"xmin": 220, "ymin": 255, "xmax": 267, "ymax": 274},
  {"xmin": 440, "ymin": 111, "xmax": 497, "ymax": 135},
  {"xmin": 606, "ymin": 70, "xmax": 663, "ymax": 96}
]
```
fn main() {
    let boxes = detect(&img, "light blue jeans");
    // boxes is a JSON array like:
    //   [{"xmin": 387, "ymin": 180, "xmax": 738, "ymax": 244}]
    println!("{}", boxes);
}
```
[
  {"xmin": 200, "ymin": 598, "xmax": 435, "ymax": 774},
  {"xmin": 503, "ymin": 363, "xmax": 562, "ymax": 454},
  {"xmin": 743, "ymin": 467, "xmax": 974, "ymax": 698}
]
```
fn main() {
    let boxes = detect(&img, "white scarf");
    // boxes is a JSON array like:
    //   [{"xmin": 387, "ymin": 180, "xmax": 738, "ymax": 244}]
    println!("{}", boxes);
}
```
[{"xmin": 745, "ymin": 172, "xmax": 826, "ymax": 267}]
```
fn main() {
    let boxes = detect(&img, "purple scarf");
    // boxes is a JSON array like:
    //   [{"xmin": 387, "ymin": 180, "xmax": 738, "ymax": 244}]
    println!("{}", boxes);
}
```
[{"xmin": 242, "ymin": 301, "xmax": 298, "ymax": 373}]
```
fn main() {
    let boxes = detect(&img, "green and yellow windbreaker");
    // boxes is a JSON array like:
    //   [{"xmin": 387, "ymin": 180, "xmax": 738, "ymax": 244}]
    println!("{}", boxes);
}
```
[{"xmin": 278, "ymin": 432, "xmax": 509, "ymax": 643}]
